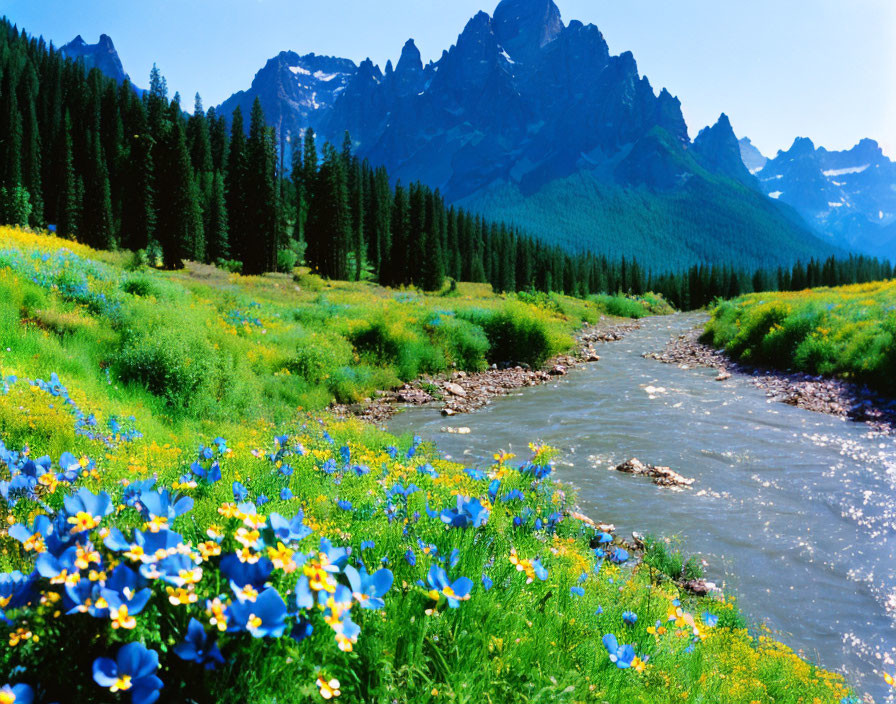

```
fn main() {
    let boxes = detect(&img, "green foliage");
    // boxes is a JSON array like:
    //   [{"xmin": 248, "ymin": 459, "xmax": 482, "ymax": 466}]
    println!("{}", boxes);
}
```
[
  {"xmin": 703, "ymin": 280, "xmax": 896, "ymax": 394},
  {"xmin": 590, "ymin": 292, "xmax": 674, "ymax": 318},
  {"xmin": 643, "ymin": 536, "xmax": 704, "ymax": 582},
  {"xmin": 457, "ymin": 303, "xmax": 570, "ymax": 367}
]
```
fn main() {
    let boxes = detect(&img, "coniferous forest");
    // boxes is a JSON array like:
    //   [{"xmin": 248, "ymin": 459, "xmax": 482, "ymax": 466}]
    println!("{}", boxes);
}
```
[{"xmin": 0, "ymin": 18, "xmax": 892, "ymax": 311}]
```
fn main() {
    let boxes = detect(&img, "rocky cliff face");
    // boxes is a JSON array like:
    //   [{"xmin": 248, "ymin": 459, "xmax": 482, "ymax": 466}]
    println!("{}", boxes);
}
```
[{"xmin": 60, "ymin": 34, "xmax": 130, "ymax": 85}]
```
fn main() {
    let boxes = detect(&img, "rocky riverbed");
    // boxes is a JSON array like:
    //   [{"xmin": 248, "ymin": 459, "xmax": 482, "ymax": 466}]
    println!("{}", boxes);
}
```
[
  {"xmin": 645, "ymin": 325, "xmax": 896, "ymax": 434},
  {"xmin": 333, "ymin": 318, "xmax": 642, "ymax": 424}
]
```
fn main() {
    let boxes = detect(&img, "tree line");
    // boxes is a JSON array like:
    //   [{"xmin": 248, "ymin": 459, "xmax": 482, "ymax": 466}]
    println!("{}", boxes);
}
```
[{"xmin": 0, "ymin": 18, "xmax": 891, "ymax": 308}]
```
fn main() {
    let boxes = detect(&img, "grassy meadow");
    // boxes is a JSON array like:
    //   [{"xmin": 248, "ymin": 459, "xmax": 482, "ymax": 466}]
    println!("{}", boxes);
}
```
[
  {"xmin": 703, "ymin": 280, "xmax": 896, "ymax": 393},
  {"xmin": 0, "ymin": 226, "xmax": 856, "ymax": 703}
]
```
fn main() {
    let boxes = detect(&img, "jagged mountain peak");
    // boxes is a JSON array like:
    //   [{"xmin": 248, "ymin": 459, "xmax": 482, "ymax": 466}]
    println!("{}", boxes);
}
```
[
  {"xmin": 396, "ymin": 38, "xmax": 423, "ymax": 74},
  {"xmin": 738, "ymin": 137, "xmax": 768, "ymax": 175},
  {"xmin": 60, "ymin": 32, "xmax": 129, "ymax": 85},
  {"xmin": 691, "ymin": 113, "xmax": 756, "ymax": 186},
  {"xmin": 493, "ymin": 0, "xmax": 564, "ymax": 59}
]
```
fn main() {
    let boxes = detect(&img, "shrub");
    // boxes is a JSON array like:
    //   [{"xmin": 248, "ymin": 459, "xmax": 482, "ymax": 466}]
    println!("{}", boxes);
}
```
[
  {"xmin": 112, "ymin": 327, "xmax": 238, "ymax": 415},
  {"xmin": 349, "ymin": 317, "xmax": 445, "ymax": 379},
  {"xmin": 122, "ymin": 273, "xmax": 164, "ymax": 298},
  {"xmin": 457, "ymin": 304, "xmax": 569, "ymax": 367},
  {"xmin": 287, "ymin": 330, "xmax": 355, "ymax": 383}
]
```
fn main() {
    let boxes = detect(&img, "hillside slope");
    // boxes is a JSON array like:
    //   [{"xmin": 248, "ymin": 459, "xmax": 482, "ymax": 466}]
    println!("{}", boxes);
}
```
[{"xmin": 0, "ymin": 225, "xmax": 855, "ymax": 703}]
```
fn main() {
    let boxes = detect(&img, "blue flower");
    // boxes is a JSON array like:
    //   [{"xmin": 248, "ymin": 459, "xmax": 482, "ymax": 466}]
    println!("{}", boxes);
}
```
[
  {"xmin": 464, "ymin": 467, "xmax": 486, "ymax": 481},
  {"xmin": 417, "ymin": 463, "xmax": 438, "ymax": 478},
  {"xmin": 481, "ymin": 574, "xmax": 493, "ymax": 591},
  {"xmin": 602, "ymin": 633, "xmax": 635, "ymax": 669},
  {"xmin": 0, "ymin": 684, "xmax": 33, "ymax": 704},
  {"xmin": 571, "ymin": 586, "xmax": 585, "ymax": 597},
  {"xmin": 92, "ymin": 642, "xmax": 163, "ymax": 704},
  {"xmin": 227, "ymin": 587, "xmax": 288, "ymax": 638},
  {"xmin": 426, "ymin": 565, "xmax": 472, "ymax": 608},
  {"xmin": 232, "ymin": 482, "xmax": 248, "ymax": 503},
  {"xmin": 360, "ymin": 540, "xmax": 375, "ymax": 551},
  {"xmin": 609, "ymin": 547, "xmax": 630, "ymax": 564},
  {"xmin": 501, "ymin": 490, "xmax": 525, "ymax": 502},
  {"xmin": 404, "ymin": 548, "xmax": 416, "ymax": 566},
  {"xmin": 279, "ymin": 487, "xmax": 294, "ymax": 501},
  {"xmin": 337, "ymin": 499, "xmax": 352, "ymax": 511},
  {"xmin": 136, "ymin": 489, "xmax": 193, "ymax": 530},
  {"xmin": 267, "ymin": 512, "xmax": 311, "ymax": 543},
  {"xmin": 440, "ymin": 496, "xmax": 489, "ymax": 529},
  {"xmin": 174, "ymin": 618, "xmax": 225, "ymax": 670},
  {"xmin": 702, "ymin": 612, "xmax": 719, "ymax": 627},
  {"xmin": 344, "ymin": 565, "xmax": 393, "ymax": 610},
  {"xmin": 622, "ymin": 610, "xmax": 638, "ymax": 626},
  {"xmin": 63, "ymin": 488, "xmax": 113, "ymax": 533}
]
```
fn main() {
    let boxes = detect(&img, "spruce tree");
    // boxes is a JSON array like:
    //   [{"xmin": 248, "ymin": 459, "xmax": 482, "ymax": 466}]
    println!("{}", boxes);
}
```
[{"xmin": 225, "ymin": 107, "xmax": 247, "ymax": 266}]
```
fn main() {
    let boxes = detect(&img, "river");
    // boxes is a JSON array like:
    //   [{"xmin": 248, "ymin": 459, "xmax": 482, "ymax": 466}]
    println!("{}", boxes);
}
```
[{"xmin": 389, "ymin": 313, "xmax": 896, "ymax": 701}]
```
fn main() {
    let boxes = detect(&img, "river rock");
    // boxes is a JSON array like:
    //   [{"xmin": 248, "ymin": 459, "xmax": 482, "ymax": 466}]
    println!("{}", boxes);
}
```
[
  {"xmin": 715, "ymin": 371, "xmax": 732, "ymax": 381},
  {"xmin": 444, "ymin": 382, "xmax": 467, "ymax": 397},
  {"xmin": 615, "ymin": 458, "xmax": 694, "ymax": 489},
  {"xmin": 549, "ymin": 364, "xmax": 567, "ymax": 376}
]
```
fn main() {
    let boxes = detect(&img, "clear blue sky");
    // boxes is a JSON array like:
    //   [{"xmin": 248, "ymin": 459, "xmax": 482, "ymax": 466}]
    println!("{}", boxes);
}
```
[{"xmin": 4, "ymin": 0, "xmax": 894, "ymax": 159}]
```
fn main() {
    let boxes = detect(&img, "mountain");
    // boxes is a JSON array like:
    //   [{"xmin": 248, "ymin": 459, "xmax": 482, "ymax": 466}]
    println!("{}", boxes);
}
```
[
  {"xmin": 750, "ymin": 137, "xmax": 896, "ymax": 260},
  {"xmin": 738, "ymin": 137, "xmax": 768, "ymax": 174},
  {"xmin": 204, "ymin": 0, "xmax": 841, "ymax": 269},
  {"xmin": 217, "ymin": 51, "xmax": 356, "ymax": 149},
  {"xmin": 59, "ymin": 34, "xmax": 130, "ymax": 85}
]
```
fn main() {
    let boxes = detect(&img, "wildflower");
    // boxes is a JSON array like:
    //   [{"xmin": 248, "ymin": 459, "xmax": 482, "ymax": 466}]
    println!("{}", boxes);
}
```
[
  {"xmin": 602, "ymin": 633, "xmax": 635, "ymax": 669},
  {"xmin": 571, "ymin": 586, "xmax": 585, "ymax": 597},
  {"xmin": 268, "ymin": 512, "xmax": 312, "ymax": 543},
  {"xmin": 232, "ymin": 482, "xmax": 249, "ymax": 503},
  {"xmin": 174, "ymin": 618, "xmax": 226, "ymax": 670},
  {"xmin": 317, "ymin": 676, "xmax": 341, "ymax": 700},
  {"xmin": 344, "ymin": 565, "xmax": 393, "ymax": 610},
  {"xmin": 92, "ymin": 642, "xmax": 163, "ymax": 704},
  {"xmin": 279, "ymin": 487, "xmax": 293, "ymax": 501},
  {"xmin": 440, "ymin": 496, "xmax": 489, "ymax": 529},
  {"xmin": 647, "ymin": 620, "xmax": 667, "ymax": 636},
  {"xmin": 64, "ymin": 488, "xmax": 112, "ymax": 534},
  {"xmin": 8, "ymin": 515, "xmax": 52, "ymax": 554},
  {"xmin": 426, "ymin": 565, "xmax": 472, "ymax": 608},
  {"xmin": 227, "ymin": 587, "xmax": 288, "ymax": 638},
  {"xmin": 0, "ymin": 684, "xmax": 33, "ymax": 704},
  {"xmin": 702, "ymin": 612, "xmax": 719, "ymax": 628},
  {"xmin": 622, "ymin": 611, "xmax": 638, "ymax": 626}
]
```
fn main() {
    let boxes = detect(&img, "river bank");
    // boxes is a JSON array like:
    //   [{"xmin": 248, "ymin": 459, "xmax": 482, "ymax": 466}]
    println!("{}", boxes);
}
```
[
  {"xmin": 333, "ymin": 317, "xmax": 643, "ymax": 423},
  {"xmin": 644, "ymin": 324, "xmax": 896, "ymax": 435},
  {"xmin": 389, "ymin": 313, "xmax": 896, "ymax": 700}
]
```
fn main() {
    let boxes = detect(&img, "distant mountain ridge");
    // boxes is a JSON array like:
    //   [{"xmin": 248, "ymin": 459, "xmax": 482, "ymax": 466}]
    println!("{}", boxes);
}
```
[
  {"xmin": 62, "ymin": 0, "xmax": 851, "ymax": 269},
  {"xmin": 742, "ymin": 137, "xmax": 896, "ymax": 260}
]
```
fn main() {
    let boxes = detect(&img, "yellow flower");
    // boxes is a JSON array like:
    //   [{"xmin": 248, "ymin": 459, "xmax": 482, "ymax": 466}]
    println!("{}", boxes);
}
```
[{"xmin": 317, "ymin": 676, "xmax": 341, "ymax": 699}]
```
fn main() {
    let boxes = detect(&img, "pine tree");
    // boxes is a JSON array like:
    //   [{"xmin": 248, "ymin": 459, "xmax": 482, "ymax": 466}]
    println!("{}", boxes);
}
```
[
  {"xmin": 225, "ymin": 107, "xmax": 247, "ymax": 266},
  {"xmin": 56, "ymin": 112, "xmax": 79, "ymax": 238},
  {"xmin": 243, "ymin": 98, "xmax": 279, "ymax": 274},
  {"xmin": 81, "ymin": 133, "xmax": 114, "ymax": 249},
  {"xmin": 205, "ymin": 172, "xmax": 229, "ymax": 262}
]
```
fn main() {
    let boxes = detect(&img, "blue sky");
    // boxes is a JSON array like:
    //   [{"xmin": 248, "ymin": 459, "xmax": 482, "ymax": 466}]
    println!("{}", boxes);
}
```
[{"xmin": 4, "ymin": 0, "xmax": 894, "ymax": 158}]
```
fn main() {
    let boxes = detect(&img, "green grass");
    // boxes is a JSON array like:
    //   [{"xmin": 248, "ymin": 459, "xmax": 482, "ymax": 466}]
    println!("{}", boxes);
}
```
[
  {"xmin": 703, "ymin": 280, "xmax": 896, "ymax": 394},
  {"xmin": 0, "ymin": 227, "xmax": 854, "ymax": 703}
]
